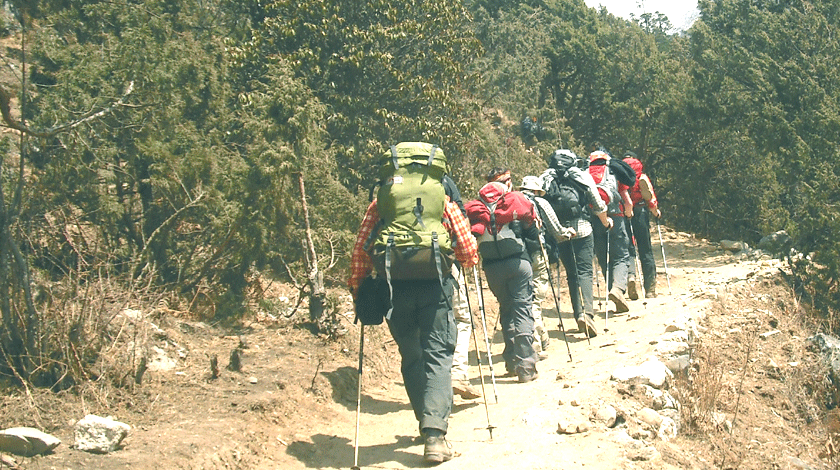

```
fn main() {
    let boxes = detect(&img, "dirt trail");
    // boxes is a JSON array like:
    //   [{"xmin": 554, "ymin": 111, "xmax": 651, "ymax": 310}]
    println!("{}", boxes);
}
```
[
  {"xmin": 16, "ymin": 226, "xmax": 823, "ymax": 470},
  {"xmin": 258, "ymin": 228, "xmax": 776, "ymax": 470}
]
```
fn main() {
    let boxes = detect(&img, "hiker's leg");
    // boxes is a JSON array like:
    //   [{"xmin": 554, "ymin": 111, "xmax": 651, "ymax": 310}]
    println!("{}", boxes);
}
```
[
  {"xmin": 529, "ymin": 250, "xmax": 550, "ymax": 347},
  {"xmin": 609, "ymin": 214, "xmax": 630, "ymax": 292},
  {"xmin": 483, "ymin": 262, "xmax": 516, "ymax": 372},
  {"xmin": 558, "ymin": 241, "xmax": 583, "ymax": 318},
  {"xmin": 450, "ymin": 264, "xmax": 471, "ymax": 383},
  {"xmin": 591, "ymin": 219, "xmax": 608, "ymax": 282},
  {"xmin": 574, "ymin": 235, "xmax": 596, "ymax": 316},
  {"xmin": 388, "ymin": 281, "xmax": 426, "ymax": 423},
  {"xmin": 416, "ymin": 278, "xmax": 456, "ymax": 434},
  {"xmin": 625, "ymin": 216, "xmax": 638, "ymax": 278},
  {"xmin": 507, "ymin": 258, "xmax": 536, "ymax": 375},
  {"xmin": 634, "ymin": 208, "xmax": 657, "ymax": 292}
]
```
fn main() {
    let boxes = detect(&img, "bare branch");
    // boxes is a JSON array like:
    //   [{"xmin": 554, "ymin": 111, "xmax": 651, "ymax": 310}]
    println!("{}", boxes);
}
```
[{"xmin": 0, "ymin": 81, "xmax": 135, "ymax": 138}]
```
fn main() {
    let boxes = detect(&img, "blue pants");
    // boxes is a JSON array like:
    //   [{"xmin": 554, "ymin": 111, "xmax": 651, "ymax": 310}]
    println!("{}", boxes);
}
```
[
  {"xmin": 557, "ymin": 234, "xmax": 595, "ymax": 318},
  {"xmin": 625, "ymin": 207, "xmax": 657, "ymax": 292},
  {"xmin": 387, "ymin": 278, "xmax": 456, "ymax": 434}
]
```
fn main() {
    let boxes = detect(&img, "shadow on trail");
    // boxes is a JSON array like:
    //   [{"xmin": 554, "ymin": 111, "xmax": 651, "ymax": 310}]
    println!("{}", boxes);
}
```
[{"xmin": 288, "ymin": 433, "xmax": 421, "ymax": 469}]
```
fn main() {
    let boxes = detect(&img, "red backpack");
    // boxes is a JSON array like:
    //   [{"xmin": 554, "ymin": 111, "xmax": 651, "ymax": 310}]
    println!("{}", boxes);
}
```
[
  {"xmin": 465, "ymin": 183, "xmax": 535, "ymax": 261},
  {"xmin": 623, "ymin": 157, "xmax": 645, "ymax": 206}
]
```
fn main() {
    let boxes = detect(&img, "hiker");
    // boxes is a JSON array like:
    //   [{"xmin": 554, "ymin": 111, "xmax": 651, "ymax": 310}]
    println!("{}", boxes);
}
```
[
  {"xmin": 443, "ymin": 175, "xmax": 482, "ymax": 400},
  {"xmin": 518, "ymin": 175, "xmax": 576, "ymax": 355},
  {"xmin": 541, "ymin": 149, "xmax": 611, "ymax": 337},
  {"xmin": 622, "ymin": 151, "xmax": 661, "ymax": 299},
  {"xmin": 588, "ymin": 150, "xmax": 636, "ymax": 314},
  {"xmin": 465, "ymin": 168, "xmax": 540, "ymax": 383},
  {"xmin": 348, "ymin": 142, "xmax": 478, "ymax": 465}
]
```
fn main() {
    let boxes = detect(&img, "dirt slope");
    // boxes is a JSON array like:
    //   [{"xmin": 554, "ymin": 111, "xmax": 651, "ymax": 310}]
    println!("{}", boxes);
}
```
[{"xmin": 2, "ymin": 225, "xmax": 834, "ymax": 470}]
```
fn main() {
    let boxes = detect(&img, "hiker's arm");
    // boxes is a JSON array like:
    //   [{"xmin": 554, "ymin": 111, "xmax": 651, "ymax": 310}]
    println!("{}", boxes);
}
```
[
  {"xmin": 596, "ymin": 211, "xmax": 613, "ymax": 230},
  {"xmin": 620, "ymin": 188, "xmax": 634, "ymax": 218},
  {"xmin": 639, "ymin": 174, "xmax": 660, "ymax": 218},
  {"xmin": 536, "ymin": 197, "xmax": 574, "ymax": 241},
  {"xmin": 446, "ymin": 201, "xmax": 479, "ymax": 268},
  {"xmin": 348, "ymin": 201, "xmax": 378, "ymax": 297}
]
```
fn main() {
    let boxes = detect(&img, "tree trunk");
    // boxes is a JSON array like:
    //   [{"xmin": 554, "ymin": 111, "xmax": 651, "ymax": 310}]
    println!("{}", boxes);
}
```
[{"xmin": 297, "ymin": 174, "xmax": 326, "ymax": 323}]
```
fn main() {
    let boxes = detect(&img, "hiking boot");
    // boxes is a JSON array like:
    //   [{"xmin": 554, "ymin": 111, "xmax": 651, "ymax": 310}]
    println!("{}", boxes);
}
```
[
  {"xmin": 540, "ymin": 330, "xmax": 551, "ymax": 350},
  {"xmin": 609, "ymin": 286, "xmax": 630, "ymax": 313},
  {"xmin": 645, "ymin": 287, "xmax": 657, "ymax": 299},
  {"xmin": 452, "ymin": 380, "xmax": 481, "ymax": 399},
  {"xmin": 516, "ymin": 366, "xmax": 539, "ymax": 383},
  {"xmin": 627, "ymin": 276, "xmax": 639, "ymax": 300},
  {"xmin": 576, "ymin": 315, "xmax": 598, "ymax": 338},
  {"xmin": 423, "ymin": 435, "xmax": 455, "ymax": 464}
]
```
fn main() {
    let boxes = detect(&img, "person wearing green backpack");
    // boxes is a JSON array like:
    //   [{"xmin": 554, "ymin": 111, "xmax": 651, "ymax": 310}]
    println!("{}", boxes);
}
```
[{"xmin": 348, "ymin": 142, "xmax": 478, "ymax": 465}]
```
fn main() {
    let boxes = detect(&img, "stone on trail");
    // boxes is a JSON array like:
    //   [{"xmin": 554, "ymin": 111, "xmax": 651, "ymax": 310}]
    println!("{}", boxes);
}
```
[
  {"xmin": 74, "ymin": 415, "xmax": 131, "ymax": 454},
  {"xmin": 636, "ymin": 407, "xmax": 663, "ymax": 429},
  {"xmin": 611, "ymin": 358, "xmax": 673, "ymax": 389},
  {"xmin": 0, "ymin": 427, "xmax": 61, "ymax": 456}
]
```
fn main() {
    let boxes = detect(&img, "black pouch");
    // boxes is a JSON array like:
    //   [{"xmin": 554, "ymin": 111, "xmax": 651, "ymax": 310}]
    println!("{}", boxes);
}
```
[{"xmin": 354, "ymin": 275, "xmax": 390, "ymax": 325}]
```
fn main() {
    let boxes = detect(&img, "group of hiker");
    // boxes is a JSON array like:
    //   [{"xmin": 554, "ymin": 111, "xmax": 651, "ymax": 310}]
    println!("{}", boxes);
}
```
[{"xmin": 347, "ymin": 141, "xmax": 662, "ymax": 465}]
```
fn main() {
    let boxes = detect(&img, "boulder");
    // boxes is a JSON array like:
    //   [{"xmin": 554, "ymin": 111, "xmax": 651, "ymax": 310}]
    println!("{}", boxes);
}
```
[
  {"xmin": 74, "ymin": 415, "xmax": 131, "ymax": 454},
  {"xmin": 0, "ymin": 427, "xmax": 61, "ymax": 456}
]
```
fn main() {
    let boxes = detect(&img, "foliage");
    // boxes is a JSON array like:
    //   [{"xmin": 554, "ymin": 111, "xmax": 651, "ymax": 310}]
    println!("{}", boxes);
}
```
[
  {"xmin": 235, "ymin": 0, "xmax": 485, "ymax": 194},
  {"xmin": 5, "ymin": 0, "xmax": 840, "ymax": 387}
]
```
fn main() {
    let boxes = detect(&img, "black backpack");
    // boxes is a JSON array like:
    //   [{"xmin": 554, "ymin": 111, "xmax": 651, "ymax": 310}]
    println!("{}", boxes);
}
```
[
  {"xmin": 546, "ymin": 176, "xmax": 587, "ymax": 226},
  {"xmin": 544, "ymin": 149, "xmax": 588, "ymax": 226}
]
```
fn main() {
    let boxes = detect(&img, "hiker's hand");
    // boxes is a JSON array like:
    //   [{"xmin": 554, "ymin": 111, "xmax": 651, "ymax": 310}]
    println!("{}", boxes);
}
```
[
  {"xmin": 604, "ymin": 218, "xmax": 614, "ymax": 230},
  {"xmin": 624, "ymin": 206, "xmax": 634, "ymax": 218},
  {"xmin": 652, "ymin": 207, "xmax": 661, "ymax": 219}
]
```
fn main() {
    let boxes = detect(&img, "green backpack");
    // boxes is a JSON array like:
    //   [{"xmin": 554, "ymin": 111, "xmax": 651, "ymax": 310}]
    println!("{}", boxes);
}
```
[{"xmin": 366, "ymin": 142, "xmax": 454, "ymax": 283}]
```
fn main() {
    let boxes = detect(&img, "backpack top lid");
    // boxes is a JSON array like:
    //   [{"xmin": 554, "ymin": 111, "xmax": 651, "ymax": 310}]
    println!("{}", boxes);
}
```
[
  {"xmin": 478, "ymin": 181, "xmax": 509, "ymax": 206},
  {"xmin": 519, "ymin": 175, "xmax": 544, "ymax": 194},
  {"xmin": 589, "ymin": 150, "xmax": 610, "ymax": 163},
  {"xmin": 379, "ymin": 142, "xmax": 447, "ymax": 180},
  {"xmin": 549, "ymin": 149, "xmax": 578, "ymax": 172}
]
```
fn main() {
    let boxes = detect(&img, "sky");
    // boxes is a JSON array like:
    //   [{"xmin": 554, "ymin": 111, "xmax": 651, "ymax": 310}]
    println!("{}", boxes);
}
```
[{"xmin": 583, "ymin": 0, "xmax": 700, "ymax": 31}]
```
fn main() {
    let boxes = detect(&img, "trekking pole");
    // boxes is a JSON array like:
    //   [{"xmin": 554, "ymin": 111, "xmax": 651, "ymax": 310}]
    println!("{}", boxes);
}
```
[
  {"xmin": 538, "ymin": 237, "xmax": 573, "ymax": 361},
  {"xmin": 626, "ymin": 218, "xmax": 647, "ymax": 306},
  {"xmin": 656, "ymin": 219, "xmax": 672, "ymax": 295},
  {"xmin": 605, "ymin": 226, "xmax": 611, "ymax": 331},
  {"xmin": 461, "ymin": 269, "xmax": 495, "ymax": 439},
  {"xmin": 351, "ymin": 326, "xmax": 365, "ymax": 470},
  {"xmin": 594, "ymin": 258, "xmax": 602, "ymax": 312},
  {"xmin": 473, "ymin": 266, "xmax": 499, "ymax": 404},
  {"xmin": 568, "ymin": 245, "xmax": 591, "ymax": 345}
]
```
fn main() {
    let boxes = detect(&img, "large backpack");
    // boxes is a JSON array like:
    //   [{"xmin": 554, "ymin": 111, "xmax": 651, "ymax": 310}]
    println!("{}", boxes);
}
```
[
  {"xmin": 588, "ymin": 152, "xmax": 621, "ymax": 214},
  {"xmin": 543, "ymin": 149, "xmax": 588, "ymax": 226},
  {"xmin": 589, "ymin": 152, "xmax": 636, "ymax": 214},
  {"xmin": 366, "ymin": 142, "xmax": 453, "ymax": 282},
  {"xmin": 623, "ymin": 156, "xmax": 645, "ymax": 206},
  {"xmin": 465, "ymin": 183, "xmax": 535, "ymax": 262}
]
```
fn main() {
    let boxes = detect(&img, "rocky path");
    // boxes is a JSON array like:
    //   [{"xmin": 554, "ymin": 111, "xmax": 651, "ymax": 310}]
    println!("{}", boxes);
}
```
[{"xmin": 265, "ymin": 229, "xmax": 785, "ymax": 470}]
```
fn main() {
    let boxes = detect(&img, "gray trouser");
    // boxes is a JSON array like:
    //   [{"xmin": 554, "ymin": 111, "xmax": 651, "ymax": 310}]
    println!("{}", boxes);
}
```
[
  {"xmin": 482, "ymin": 257, "xmax": 537, "ymax": 375},
  {"xmin": 387, "ymin": 277, "xmax": 456, "ymax": 433},
  {"xmin": 558, "ymin": 234, "xmax": 595, "ymax": 318},
  {"xmin": 592, "ymin": 214, "xmax": 630, "ymax": 292}
]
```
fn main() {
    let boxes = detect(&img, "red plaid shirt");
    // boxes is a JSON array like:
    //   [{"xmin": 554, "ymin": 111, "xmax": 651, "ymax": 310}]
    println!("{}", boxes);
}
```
[{"xmin": 348, "ymin": 198, "xmax": 478, "ymax": 295}]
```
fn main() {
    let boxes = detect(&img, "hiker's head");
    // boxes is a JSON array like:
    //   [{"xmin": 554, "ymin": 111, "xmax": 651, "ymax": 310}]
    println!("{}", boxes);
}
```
[
  {"xmin": 624, "ymin": 150, "xmax": 638, "ymax": 159},
  {"xmin": 486, "ymin": 167, "xmax": 512, "ymax": 190},
  {"xmin": 519, "ymin": 175, "xmax": 544, "ymax": 196}
]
